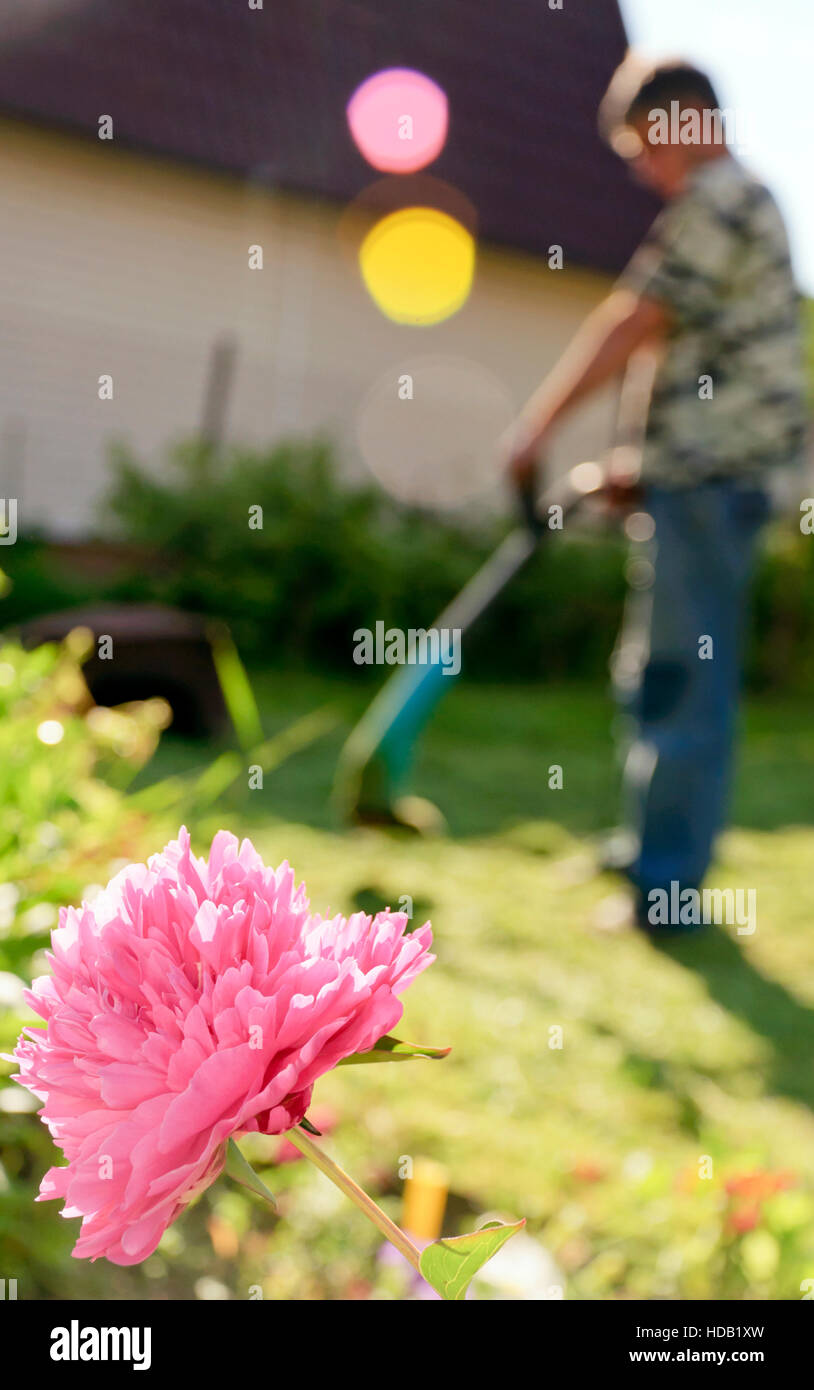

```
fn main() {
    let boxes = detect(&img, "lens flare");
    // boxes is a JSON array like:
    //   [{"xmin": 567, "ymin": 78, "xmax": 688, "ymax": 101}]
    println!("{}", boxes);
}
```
[
  {"xmin": 37, "ymin": 720, "xmax": 64, "ymax": 745},
  {"xmin": 357, "ymin": 356, "xmax": 514, "ymax": 507},
  {"xmin": 347, "ymin": 68, "xmax": 448, "ymax": 174},
  {"xmin": 625, "ymin": 510, "xmax": 656, "ymax": 543},
  {"xmin": 359, "ymin": 207, "xmax": 474, "ymax": 325},
  {"xmin": 570, "ymin": 461, "xmax": 604, "ymax": 494}
]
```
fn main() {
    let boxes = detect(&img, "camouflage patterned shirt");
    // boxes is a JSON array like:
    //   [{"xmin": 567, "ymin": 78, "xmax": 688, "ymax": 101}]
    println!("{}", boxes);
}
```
[{"xmin": 618, "ymin": 155, "xmax": 808, "ymax": 486}]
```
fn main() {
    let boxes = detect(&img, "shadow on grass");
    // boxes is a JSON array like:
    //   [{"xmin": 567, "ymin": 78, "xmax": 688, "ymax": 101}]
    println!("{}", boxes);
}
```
[{"xmin": 649, "ymin": 925, "xmax": 814, "ymax": 1112}]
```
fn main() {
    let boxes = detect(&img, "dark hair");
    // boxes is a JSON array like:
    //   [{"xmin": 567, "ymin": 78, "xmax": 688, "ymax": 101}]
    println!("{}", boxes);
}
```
[
  {"xmin": 599, "ymin": 55, "xmax": 722, "ymax": 148},
  {"xmin": 625, "ymin": 62, "xmax": 721, "ymax": 122}
]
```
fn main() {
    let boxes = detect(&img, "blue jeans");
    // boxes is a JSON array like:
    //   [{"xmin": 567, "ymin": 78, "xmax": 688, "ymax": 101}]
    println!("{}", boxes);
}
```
[{"xmin": 612, "ymin": 481, "xmax": 769, "ymax": 909}]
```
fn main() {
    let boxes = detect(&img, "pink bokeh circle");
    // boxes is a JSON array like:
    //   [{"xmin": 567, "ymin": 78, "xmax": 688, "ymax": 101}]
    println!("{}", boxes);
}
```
[{"xmin": 346, "ymin": 67, "xmax": 448, "ymax": 174}]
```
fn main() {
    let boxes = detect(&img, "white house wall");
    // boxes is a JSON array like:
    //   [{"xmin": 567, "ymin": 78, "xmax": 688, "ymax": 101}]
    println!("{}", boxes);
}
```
[{"xmin": 0, "ymin": 119, "xmax": 620, "ymax": 536}]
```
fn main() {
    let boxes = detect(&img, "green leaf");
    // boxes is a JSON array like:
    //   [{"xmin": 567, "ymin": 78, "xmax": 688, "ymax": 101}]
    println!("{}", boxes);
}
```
[
  {"xmin": 224, "ymin": 1139, "xmax": 277, "ymax": 1209},
  {"xmin": 336, "ymin": 1033, "xmax": 451, "ymax": 1066},
  {"xmin": 208, "ymin": 624, "xmax": 264, "ymax": 751},
  {"xmin": 419, "ymin": 1219, "xmax": 526, "ymax": 1300}
]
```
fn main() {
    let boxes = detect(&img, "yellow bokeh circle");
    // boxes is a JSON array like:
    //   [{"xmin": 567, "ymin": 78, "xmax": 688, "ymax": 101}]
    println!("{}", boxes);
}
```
[{"xmin": 359, "ymin": 207, "xmax": 475, "ymax": 325}]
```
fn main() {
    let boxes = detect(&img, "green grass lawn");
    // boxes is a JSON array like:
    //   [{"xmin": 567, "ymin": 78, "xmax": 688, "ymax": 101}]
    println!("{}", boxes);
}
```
[{"xmin": 121, "ymin": 673, "xmax": 814, "ymax": 1299}]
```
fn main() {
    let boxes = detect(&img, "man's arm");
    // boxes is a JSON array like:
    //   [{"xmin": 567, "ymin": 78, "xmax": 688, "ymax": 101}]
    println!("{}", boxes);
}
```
[{"xmin": 506, "ymin": 288, "xmax": 670, "ymax": 481}]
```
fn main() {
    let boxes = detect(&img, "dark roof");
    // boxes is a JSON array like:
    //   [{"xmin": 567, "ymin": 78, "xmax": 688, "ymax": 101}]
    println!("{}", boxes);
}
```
[{"xmin": 0, "ymin": 0, "xmax": 660, "ymax": 272}]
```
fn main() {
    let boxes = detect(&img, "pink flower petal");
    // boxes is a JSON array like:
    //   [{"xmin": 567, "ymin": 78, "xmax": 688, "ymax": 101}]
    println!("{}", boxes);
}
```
[{"xmin": 11, "ymin": 828, "xmax": 434, "ymax": 1262}]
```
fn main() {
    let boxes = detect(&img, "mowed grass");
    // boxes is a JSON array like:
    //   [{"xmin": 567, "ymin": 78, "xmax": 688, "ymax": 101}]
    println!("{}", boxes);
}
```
[{"xmin": 137, "ymin": 673, "xmax": 814, "ymax": 1298}]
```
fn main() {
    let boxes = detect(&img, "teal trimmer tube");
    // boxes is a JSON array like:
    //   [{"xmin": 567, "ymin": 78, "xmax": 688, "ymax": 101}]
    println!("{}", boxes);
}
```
[{"xmin": 334, "ymin": 462, "xmax": 606, "ymax": 823}]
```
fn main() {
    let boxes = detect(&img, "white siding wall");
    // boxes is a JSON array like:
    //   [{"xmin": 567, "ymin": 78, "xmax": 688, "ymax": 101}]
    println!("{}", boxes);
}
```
[{"xmin": 0, "ymin": 119, "xmax": 619, "ymax": 535}]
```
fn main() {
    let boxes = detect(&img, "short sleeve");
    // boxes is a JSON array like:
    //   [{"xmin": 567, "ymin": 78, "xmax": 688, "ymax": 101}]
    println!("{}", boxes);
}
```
[{"xmin": 617, "ymin": 186, "xmax": 736, "ymax": 327}]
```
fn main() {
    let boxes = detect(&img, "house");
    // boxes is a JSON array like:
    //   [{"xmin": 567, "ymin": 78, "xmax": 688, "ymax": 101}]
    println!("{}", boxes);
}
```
[{"xmin": 0, "ymin": 0, "xmax": 657, "ymax": 535}]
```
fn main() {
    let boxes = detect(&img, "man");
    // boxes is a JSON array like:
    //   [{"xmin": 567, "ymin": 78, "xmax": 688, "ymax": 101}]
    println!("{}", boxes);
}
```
[{"xmin": 505, "ymin": 57, "xmax": 808, "ymax": 931}]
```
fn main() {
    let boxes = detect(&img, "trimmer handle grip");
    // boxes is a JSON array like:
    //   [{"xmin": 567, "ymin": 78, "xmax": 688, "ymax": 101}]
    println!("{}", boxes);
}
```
[{"xmin": 515, "ymin": 472, "xmax": 545, "ymax": 537}]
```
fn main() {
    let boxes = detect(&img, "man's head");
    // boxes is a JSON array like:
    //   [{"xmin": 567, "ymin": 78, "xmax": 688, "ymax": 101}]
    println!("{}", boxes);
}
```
[{"xmin": 599, "ymin": 55, "xmax": 730, "ymax": 199}]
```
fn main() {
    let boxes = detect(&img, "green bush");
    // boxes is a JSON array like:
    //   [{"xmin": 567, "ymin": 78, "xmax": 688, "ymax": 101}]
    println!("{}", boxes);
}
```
[
  {"xmin": 102, "ymin": 437, "xmax": 628, "ymax": 680},
  {"xmin": 3, "ymin": 437, "xmax": 814, "ymax": 691}
]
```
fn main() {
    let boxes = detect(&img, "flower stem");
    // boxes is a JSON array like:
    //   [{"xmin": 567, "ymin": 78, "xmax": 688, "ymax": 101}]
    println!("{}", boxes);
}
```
[{"xmin": 285, "ymin": 1127, "xmax": 423, "ymax": 1274}]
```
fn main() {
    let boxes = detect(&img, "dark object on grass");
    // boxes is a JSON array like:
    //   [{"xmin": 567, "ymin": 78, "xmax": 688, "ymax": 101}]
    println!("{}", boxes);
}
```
[{"xmin": 19, "ymin": 605, "xmax": 229, "ymax": 738}]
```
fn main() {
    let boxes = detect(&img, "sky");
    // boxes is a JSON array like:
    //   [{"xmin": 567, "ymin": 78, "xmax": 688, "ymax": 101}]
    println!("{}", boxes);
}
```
[{"xmin": 619, "ymin": 0, "xmax": 814, "ymax": 292}]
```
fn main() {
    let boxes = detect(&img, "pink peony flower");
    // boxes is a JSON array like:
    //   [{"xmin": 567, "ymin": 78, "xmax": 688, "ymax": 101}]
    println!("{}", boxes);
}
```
[{"xmin": 9, "ymin": 828, "xmax": 434, "ymax": 1265}]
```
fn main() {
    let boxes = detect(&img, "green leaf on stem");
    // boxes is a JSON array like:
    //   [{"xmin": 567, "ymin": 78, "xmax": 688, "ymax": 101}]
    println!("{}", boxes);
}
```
[
  {"xmin": 225, "ymin": 1138, "xmax": 277, "ymax": 1209},
  {"xmin": 419, "ymin": 1219, "xmax": 526, "ymax": 1300},
  {"xmin": 336, "ymin": 1033, "xmax": 451, "ymax": 1066}
]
